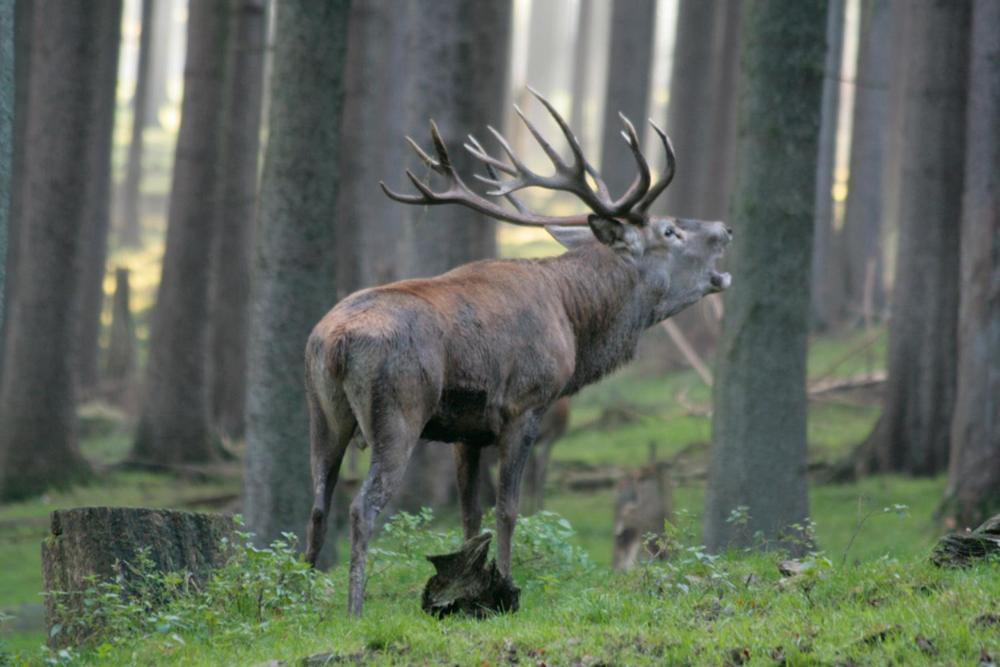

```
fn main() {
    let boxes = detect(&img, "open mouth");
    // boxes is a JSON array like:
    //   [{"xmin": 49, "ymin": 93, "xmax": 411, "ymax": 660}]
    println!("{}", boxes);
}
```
[{"xmin": 708, "ymin": 254, "xmax": 731, "ymax": 292}]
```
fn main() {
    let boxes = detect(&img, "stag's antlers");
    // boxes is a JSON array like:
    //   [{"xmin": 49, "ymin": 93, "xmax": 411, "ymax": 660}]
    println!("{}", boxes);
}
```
[{"xmin": 380, "ymin": 88, "xmax": 676, "ymax": 227}]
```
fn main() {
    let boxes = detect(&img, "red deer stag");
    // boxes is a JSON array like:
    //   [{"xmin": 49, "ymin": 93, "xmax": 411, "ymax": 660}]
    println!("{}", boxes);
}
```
[{"xmin": 304, "ymin": 90, "xmax": 732, "ymax": 615}]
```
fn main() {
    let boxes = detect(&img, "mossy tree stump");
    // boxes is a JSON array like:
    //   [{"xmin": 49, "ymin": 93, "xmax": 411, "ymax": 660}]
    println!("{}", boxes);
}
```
[
  {"xmin": 421, "ymin": 532, "xmax": 519, "ymax": 618},
  {"xmin": 932, "ymin": 514, "xmax": 1000, "ymax": 567},
  {"xmin": 42, "ymin": 507, "xmax": 236, "ymax": 647}
]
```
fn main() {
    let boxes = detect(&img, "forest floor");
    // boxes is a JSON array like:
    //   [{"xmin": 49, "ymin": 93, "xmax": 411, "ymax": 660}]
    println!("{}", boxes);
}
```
[{"xmin": 2, "ymin": 326, "xmax": 997, "ymax": 665}]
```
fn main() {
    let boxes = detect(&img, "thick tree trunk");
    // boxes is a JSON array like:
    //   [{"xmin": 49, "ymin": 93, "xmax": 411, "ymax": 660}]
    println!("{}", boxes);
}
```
[
  {"xmin": 600, "ymin": 0, "xmax": 655, "ymax": 200},
  {"xmin": 394, "ymin": 0, "xmax": 512, "ymax": 512},
  {"xmin": 336, "ymin": 0, "xmax": 409, "ymax": 295},
  {"xmin": 244, "ymin": 0, "xmax": 349, "ymax": 552},
  {"xmin": 209, "ymin": 0, "xmax": 267, "ymax": 440},
  {"xmin": 0, "ymin": 2, "xmax": 106, "ymax": 500},
  {"xmin": 810, "ymin": 0, "xmax": 846, "ymax": 330},
  {"xmin": 863, "ymin": 0, "xmax": 970, "ymax": 477},
  {"xmin": 120, "ymin": 0, "xmax": 154, "ymax": 248},
  {"xmin": 941, "ymin": 0, "xmax": 999, "ymax": 529},
  {"xmin": 74, "ymin": 0, "xmax": 123, "ymax": 394},
  {"xmin": 0, "ymin": 0, "xmax": 10, "ymax": 334},
  {"xmin": 839, "ymin": 0, "xmax": 892, "ymax": 325},
  {"xmin": 132, "ymin": 1, "xmax": 232, "ymax": 465},
  {"xmin": 0, "ymin": 0, "xmax": 31, "ymax": 384},
  {"xmin": 703, "ymin": 0, "xmax": 826, "ymax": 553}
]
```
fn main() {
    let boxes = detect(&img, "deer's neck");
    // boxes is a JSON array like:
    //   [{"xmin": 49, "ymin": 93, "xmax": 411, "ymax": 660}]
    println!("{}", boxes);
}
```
[{"xmin": 549, "ymin": 245, "xmax": 651, "ymax": 393}]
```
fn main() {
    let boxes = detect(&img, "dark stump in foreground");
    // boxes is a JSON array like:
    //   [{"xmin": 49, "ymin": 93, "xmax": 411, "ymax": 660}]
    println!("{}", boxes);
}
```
[
  {"xmin": 42, "ymin": 507, "xmax": 236, "ymax": 647},
  {"xmin": 421, "ymin": 532, "xmax": 520, "ymax": 618},
  {"xmin": 932, "ymin": 514, "xmax": 1000, "ymax": 567}
]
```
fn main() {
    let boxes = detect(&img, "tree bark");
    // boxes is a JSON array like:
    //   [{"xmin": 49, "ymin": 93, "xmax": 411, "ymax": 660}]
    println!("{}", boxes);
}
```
[
  {"xmin": 0, "ymin": 0, "xmax": 32, "ymax": 385},
  {"xmin": 74, "ymin": 0, "xmax": 123, "ymax": 394},
  {"xmin": 862, "ymin": 0, "xmax": 970, "ymax": 477},
  {"xmin": 703, "ymin": 0, "xmax": 826, "ymax": 553},
  {"xmin": 0, "ymin": 0, "xmax": 10, "ymax": 335},
  {"xmin": 209, "ymin": 0, "xmax": 267, "ymax": 440},
  {"xmin": 941, "ymin": 0, "xmax": 999, "ymax": 529},
  {"xmin": 120, "ymin": 0, "xmax": 154, "ymax": 248},
  {"xmin": 0, "ymin": 1, "xmax": 106, "ymax": 500},
  {"xmin": 809, "ymin": 0, "xmax": 846, "ymax": 330},
  {"xmin": 600, "ymin": 0, "xmax": 655, "ymax": 200},
  {"xmin": 839, "ymin": 0, "xmax": 892, "ymax": 325},
  {"xmin": 244, "ymin": 0, "xmax": 349, "ymax": 552},
  {"xmin": 132, "ymin": 1, "xmax": 232, "ymax": 466},
  {"xmin": 336, "ymin": 0, "xmax": 409, "ymax": 295},
  {"xmin": 393, "ymin": 0, "xmax": 512, "ymax": 512}
]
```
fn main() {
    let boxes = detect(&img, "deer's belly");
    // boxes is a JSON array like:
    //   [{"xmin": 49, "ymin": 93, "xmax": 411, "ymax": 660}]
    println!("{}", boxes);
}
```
[{"xmin": 420, "ymin": 387, "xmax": 501, "ymax": 446}]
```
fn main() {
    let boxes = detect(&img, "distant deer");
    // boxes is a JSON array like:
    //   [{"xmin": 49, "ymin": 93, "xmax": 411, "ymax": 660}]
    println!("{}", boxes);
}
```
[{"xmin": 304, "ymin": 90, "xmax": 732, "ymax": 615}]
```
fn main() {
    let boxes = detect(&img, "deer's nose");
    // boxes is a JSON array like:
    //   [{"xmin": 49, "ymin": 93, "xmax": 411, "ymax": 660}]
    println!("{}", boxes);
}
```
[{"xmin": 708, "ymin": 221, "xmax": 731, "ymax": 245}]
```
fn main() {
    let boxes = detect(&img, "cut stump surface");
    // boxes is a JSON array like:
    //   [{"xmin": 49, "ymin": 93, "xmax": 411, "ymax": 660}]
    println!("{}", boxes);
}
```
[{"xmin": 421, "ymin": 532, "xmax": 520, "ymax": 618}]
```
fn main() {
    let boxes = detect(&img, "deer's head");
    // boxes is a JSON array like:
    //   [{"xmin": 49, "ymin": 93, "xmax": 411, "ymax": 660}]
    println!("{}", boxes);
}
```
[{"xmin": 381, "ymin": 89, "xmax": 731, "ymax": 321}]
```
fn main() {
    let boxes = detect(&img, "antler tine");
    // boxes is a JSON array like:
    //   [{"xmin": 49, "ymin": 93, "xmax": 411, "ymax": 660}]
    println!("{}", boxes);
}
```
[
  {"xmin": 636, "ymin": 120, "xmax": 676, "ymax": 213},
  {"xmin": 467, "ymin": 134, "xmax": 531, "ymax": 215},
  {"xmin": 610, "ymin": 112, "xmax": 652, "ymax": 216},
  {"xmin": 513, "ymin": 103, "xmax": 567, "ymax": 170},
  {"xmin": 405, "ymin": 136, "xmax": 441, "ymax": 172}
]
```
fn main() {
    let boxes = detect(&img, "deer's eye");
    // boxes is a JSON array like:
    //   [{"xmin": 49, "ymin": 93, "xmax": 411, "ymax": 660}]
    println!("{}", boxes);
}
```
[{"xmin": 663, "ymin": 226, "xmax": 676, "ymax": 238}]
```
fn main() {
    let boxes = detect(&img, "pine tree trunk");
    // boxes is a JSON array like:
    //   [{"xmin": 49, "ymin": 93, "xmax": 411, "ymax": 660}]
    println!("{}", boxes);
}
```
[
  {"xmin": 0, "ymin": 0, "xmax": 10, "ymax": 334},
  {"xmin": 120, "ymin": 0, "xmax": 154, "ymax": 248},
  {"xmin": 941, "ymin": 0, "xmax": 999, "ymax": 529},
  {"xmin": 703, "ymin": 0, "xmax": 826, "ymax": 553},
  {"xmin": 244, "ymin": 0, "xmax": 350, "ymax": 551},
  {"xmin": 394, "ymin": 0, "xmax": 512, "ymax": 512},
  {"xmin": 863, "ymin": 0, "xmax": 970, "ymax": 476},
  {"xmin": 600, "ymin": 0, "xmax": 655, "ymax": 200},
  {"xmin": 132, "ymin": 1, "xmax": 232, "ymax": 466},
  {"xmin": 0, "ymin": 1, "xmax": 105, "ymax": 500},
  {"xmin": 839, "ymin": 0, "xmax": 891, "ymax": 325},
  {"xmin": 74, "ymin": 0, "xmax": 123, "ymax": 394},
  {"xmin": 209, "ymin": 0, "xmax": 267, "ymax": 440},
  {"xmin": 810, "ymin": 0, "xmax": 846, "ymax": 330},
  {"xmin": 336, "ymin": 0, "xmax": 408, "ymax": 295},
  {"xmin": 0, "ymin": 0, "xmax": 32, "ymax": 385},
  {"xmin": 106, "ymin": 268, "xmax": 136, "ymax": 408}
]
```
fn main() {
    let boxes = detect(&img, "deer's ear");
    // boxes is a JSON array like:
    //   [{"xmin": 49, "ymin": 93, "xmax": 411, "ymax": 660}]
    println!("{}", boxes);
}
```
[
  {"xmin": 588, "ymin": 215, "xmax": 642, "ymax": 256},
  {"xmin": 545, "ymin": 224, "xmax": 595, "ymax": 249}
]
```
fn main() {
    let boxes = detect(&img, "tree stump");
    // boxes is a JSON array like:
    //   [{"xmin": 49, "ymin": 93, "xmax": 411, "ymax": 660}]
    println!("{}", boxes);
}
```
[
  {"xmin": 420, "ymin": 532, "xmax": 519, "ymax": 618},
  {"xmin": 42, "ymin": 507, "xmax": 236, "ymax": 647},
  {"xmin": 932, "ymin": 514, "xmax": 1000, "ymax": 567}
]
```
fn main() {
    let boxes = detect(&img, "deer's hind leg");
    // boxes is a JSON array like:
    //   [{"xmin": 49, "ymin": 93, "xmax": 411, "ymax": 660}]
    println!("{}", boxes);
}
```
[
  {"xmin": 453, "ymin": 442, "xmax": 483, "ymax": 540},
  {"xmin": 305, "ymin": 385, "xmax": 356, "ymax": 568},
  {"xmin": 347, "ymin": 409, "xmax": 421, "ymax": 616}
]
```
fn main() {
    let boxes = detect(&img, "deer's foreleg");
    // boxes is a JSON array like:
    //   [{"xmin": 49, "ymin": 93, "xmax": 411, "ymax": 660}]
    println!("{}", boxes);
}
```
[
  {"xmin": 495, "ymin": 412, "xmax": 541, "ymax": 580},
  {"xmin": 453, "ymin": 442, "xmax": 483, "ymax": 540}
]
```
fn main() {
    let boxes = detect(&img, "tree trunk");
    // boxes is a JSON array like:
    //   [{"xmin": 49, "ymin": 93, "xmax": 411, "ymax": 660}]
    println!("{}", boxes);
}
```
[
  {"xmin": 120, "ymin": 0, "xmax": 154, "ymax": 248},
  {"xmin": 0, "ymin": 0, "xmax": 10, "ymax": 334},
  {"xmin": 106, "ymin": 268, "xmax": 137, "ymax": 409},
  {"xmin": 569, "ymin": 0, "xmax": 595, "ymax": 134},
  {"xmin": 145, "ymin": 0, "xmax": 171, "ymax": 128},
  {"xmin": 839, "ymin": 0, "xmax": 891, "ymax": 325},
  {"xmin": 810, "ymin": 0, "xmax": 846, "ymax": 330},
  {"xmin": 703, "ymin": 0, "xmax": 826, "ymax": 553},
  {"xmin": 0, "ymin": 0, "xmax": 32, "ymax": 385},
  {"xmin": 336, "ymin": 0, "xmax": 409, "ymax": 295},
  {"xmin": 244, "ymin": 0, "xmax": 350, "ymax": 553},
  {"xmin": 600, "ymin": 0, "xmax": 655, "ymax": 200},
  {"xmin": 132, "ymin": 1, "xmax": 232, "ymax": 466},
  {"xmin": 0, "ymin": 1, "xmax": 106, "ymax": 500},
  {"xmin": 394, "ymin": 0, "xmax": 512, "ymax": 512},
  {"xmin": 209, "ymin": 0, "xmax": 267, "ymax": 440},
  {"xmin": 660, "ymin": 0, "xmax": 741, "ymax": 367},
  {"xmin": 74, "ymin": 0, "xmax": 123, "ymax": 394},
  {"xmin": 862, "ymin": 0, "xmax": 970, "ymax": 477},
  {"xmin": 941, "ymin": 0, "xmax": 999, "ymax": 529}
]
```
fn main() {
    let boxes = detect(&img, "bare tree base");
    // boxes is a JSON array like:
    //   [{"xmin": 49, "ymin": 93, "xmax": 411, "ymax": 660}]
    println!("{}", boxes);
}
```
[
  {"xmin": 932, "ymin": 514, "xmax": 1000, "ymax": 567},
  {"xmin": 421, "ymin": 533, "xmax": 519, "ymax": 618}
]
